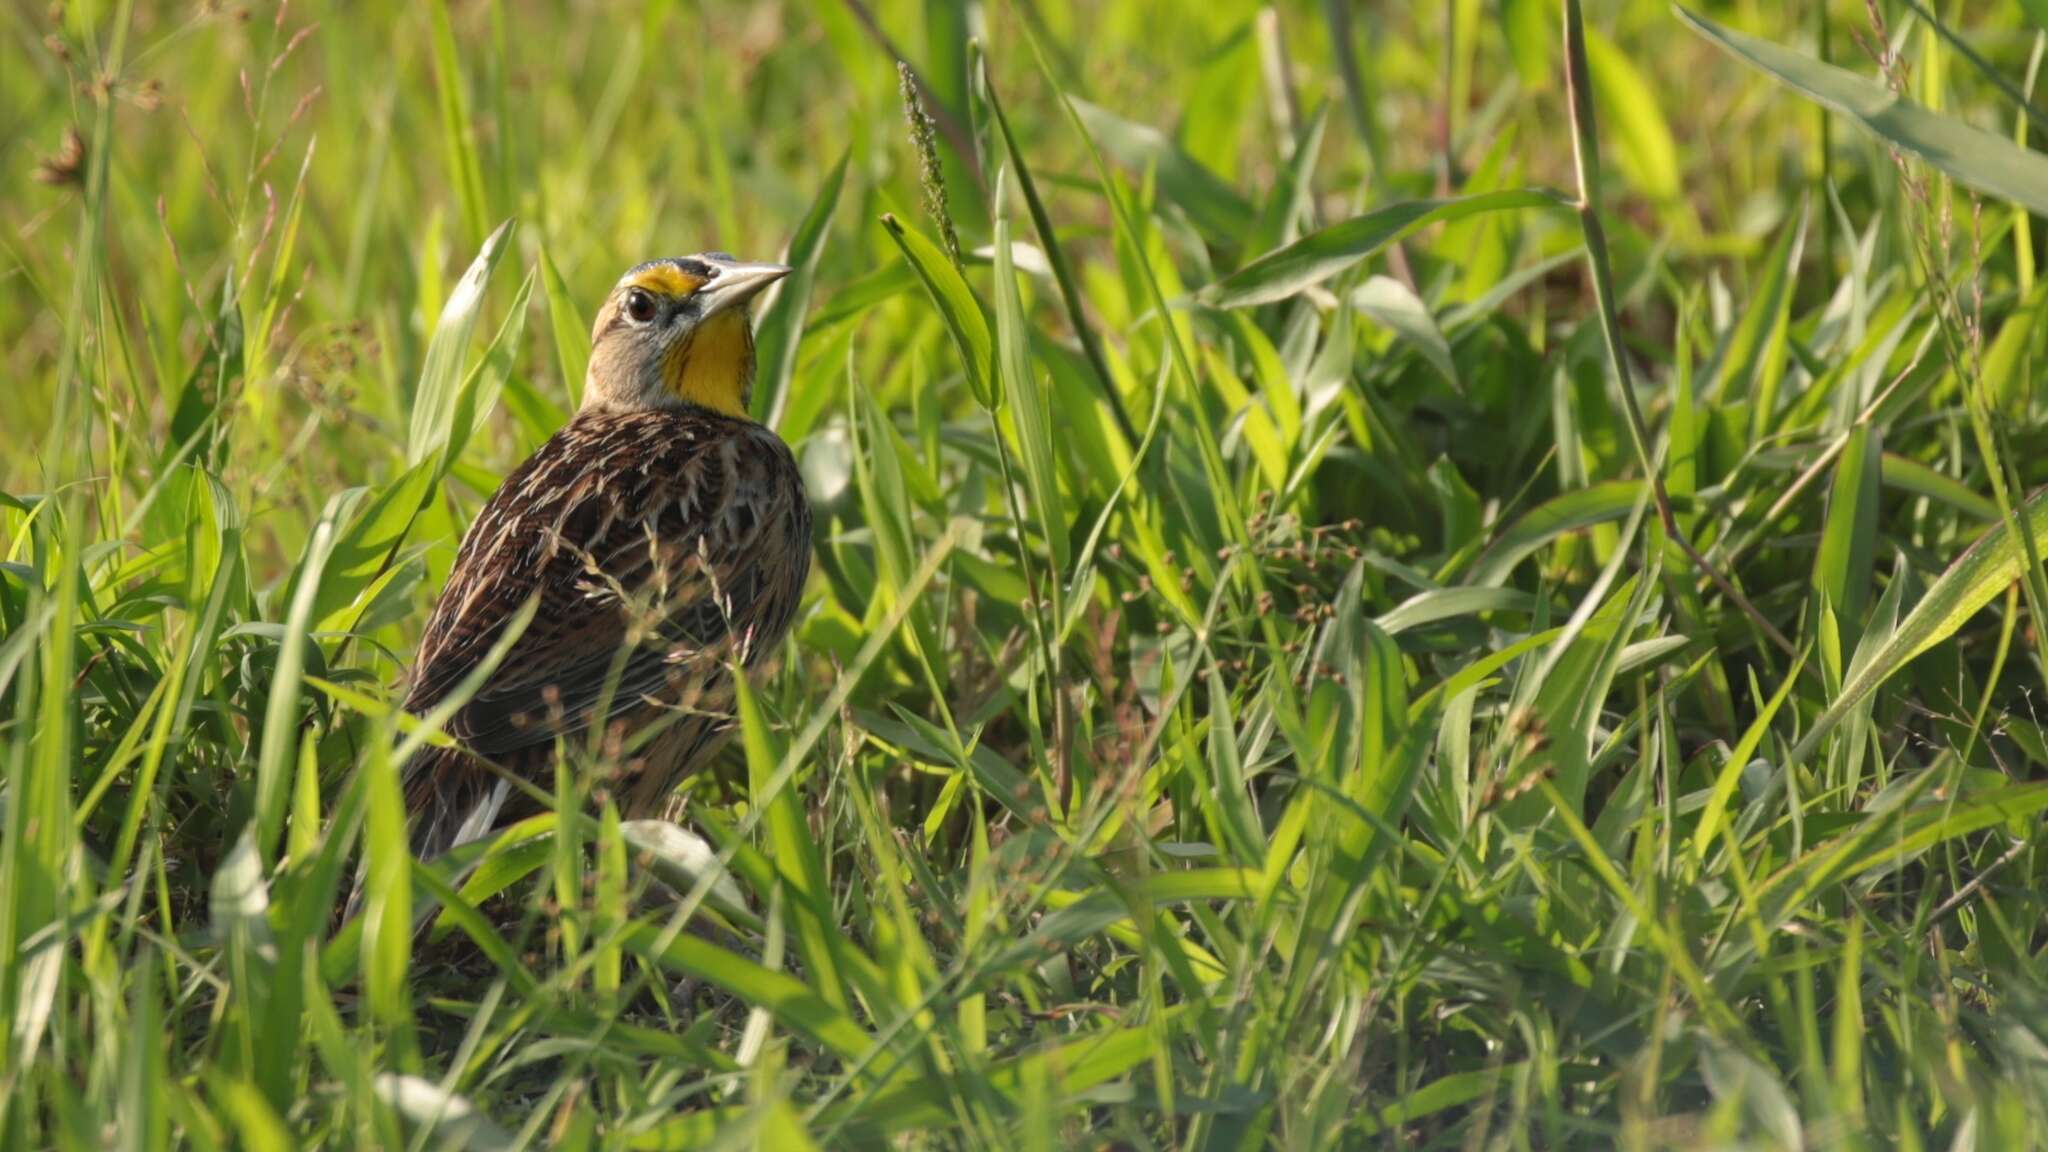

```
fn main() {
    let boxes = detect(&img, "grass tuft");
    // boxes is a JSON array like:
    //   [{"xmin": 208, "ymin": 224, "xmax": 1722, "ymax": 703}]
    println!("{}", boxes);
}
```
[{"xmin": 7, "ymin": 3, "xmax": 2048, "ymax": 1147}]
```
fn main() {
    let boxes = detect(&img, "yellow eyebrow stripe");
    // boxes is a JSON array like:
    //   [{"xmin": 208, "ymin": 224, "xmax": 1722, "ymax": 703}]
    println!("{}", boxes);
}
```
[{"xmin": 623, "ymin": 264, "xmax": 706, "ymax": 297}]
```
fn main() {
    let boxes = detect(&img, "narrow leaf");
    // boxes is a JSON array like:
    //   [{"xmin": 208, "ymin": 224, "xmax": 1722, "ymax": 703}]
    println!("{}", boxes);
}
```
[{"xmin": 1206, "ymin": 190, "xmax": 1567, "ymax": 309}]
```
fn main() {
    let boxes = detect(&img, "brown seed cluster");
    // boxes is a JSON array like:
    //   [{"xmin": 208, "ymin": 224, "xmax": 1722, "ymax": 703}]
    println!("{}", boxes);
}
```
[{"xmin": 32, "ymin": 128, "xmax": 84, "ymax": 187}]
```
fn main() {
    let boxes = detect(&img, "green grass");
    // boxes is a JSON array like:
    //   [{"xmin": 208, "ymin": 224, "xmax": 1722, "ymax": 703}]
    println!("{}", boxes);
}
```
[{"xmin": 6, "ymin": 0, "xmax": 2048, "ymax": 1146}]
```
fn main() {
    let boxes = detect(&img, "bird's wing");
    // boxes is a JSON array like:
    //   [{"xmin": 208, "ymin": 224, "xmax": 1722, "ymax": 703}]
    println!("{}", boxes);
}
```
[{"xmin": 403, "ymin": 409, "xmax": 808, "ymax": 759}]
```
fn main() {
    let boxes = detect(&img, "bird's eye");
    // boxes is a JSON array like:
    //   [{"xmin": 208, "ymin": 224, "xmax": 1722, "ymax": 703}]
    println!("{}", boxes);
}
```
[{"xmin": 624, "ymin": 289, "xmax": 658, "ymax": 324}]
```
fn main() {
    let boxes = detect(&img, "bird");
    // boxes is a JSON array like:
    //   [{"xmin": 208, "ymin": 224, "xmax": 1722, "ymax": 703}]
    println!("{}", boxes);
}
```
[{"xmin": 396, "ymin": 253, "xmax": 812, "ymax": 867}]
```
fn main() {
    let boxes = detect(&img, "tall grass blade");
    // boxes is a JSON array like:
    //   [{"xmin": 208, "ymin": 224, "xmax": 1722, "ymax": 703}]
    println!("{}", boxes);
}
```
[
  {"xmin": 406, "ymin": 220, "xmax": 515, "ymax": 465},
  {"xmin": 1205, "ymin": 190, "xmax": 1566, "ymax": 308},
  {"xmin": 755, "ymin": 151, "xmax": 848, "ymax": 429}
]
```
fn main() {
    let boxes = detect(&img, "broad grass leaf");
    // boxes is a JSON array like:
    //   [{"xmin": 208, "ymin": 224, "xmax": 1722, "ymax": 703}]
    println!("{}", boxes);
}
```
[
  {"xmin": 1832, "ymin": 920, "xmax": 1866, "ymax": 1117},
  {"xmin": 428, "ymin": 820, "xmax": 553, "ymax": 936},
  {"xmin": 1699, "ymin": 1044, "xmax": 1803, "ymax": 1152},
  {"xmin": 207, "ymin": 1075, "xmax": 294, "ymax": 1152},
  {"xmin": 1583, "ymin": 28, "xmax": 1680, "ymax": 201},
  {"xmin": 118, "ymin": 945, "xmax": 168, "ymax": 1150},
  {"xmin": 551, "ymin": 758, "xmax": 583, "ymax": 964},
  {"xmin": 1376, "ymin": 587, "xmax": 1535, "ymax": 635},
  {"xmin": 880, "ymin": 214, "xmax": 996, "ymax": 409},
  {"xmin": 1466, "ymin": 480, "xmax": 1649, "ymax": 586},
  {"xmin": 209, "ymin": 828, "xmax": 275, "ymax": 1096},
  {"xmin": 1248, "ymin": 102, "xmax": 1330, "ymax": 262},
  {"xmin": 1440, "ymin": 247, "xmax": 1582, "ymax": 333},
  {"xmin": 298, "ymin": 461, "xmax": 435, "ymax": 640},
  {"xmin": 411, "ymin": 866, "xmax": 540, "ymax": 995},
  {"xmin": 849, "ymin": 362, "xmax": 945, "ymax": 667},
  {"xmin": 1205, "ymin": 190, "xmax": 1566, "ymax": 309},
  {"xmin": 113, "ymin": 522, "xmax": 248, "ymax": 877},
  {"xmin": 1069, "ymin": 97, "xmax": 1254, "ymax": 243},
  {"xmin": 1203, "ymin": 344, "xmax": 1288, "ymax": 489},
  {"xmin": 1042, "ymin": 343, "xmax": 1136, "ymax": 504},
  {"xmin": 919, "ymin": 0, "xmax": 985, "ymax": 231},
  {"xmin": 1682, "ymin": 7, "xmax": 2048, "ymax": 217},
  {"xmin": 1812, "ymin": 423, "xmax": 1882, "ymax": 646},
  {"xmin": 1518, "ymin": 573, "xmax": 1654, "ymax": 819},
  {"xmin": 1880, "ymin": 453, "xmax": 1996, "ymax": 521},
  {"xmin": 359, "ymin": 738, "xmax": 412, "ymax": 1043},
  {"xmin": 1757, "ymin": 776, "xmax": 2048, "ymax": 928},
  {"xmin": 246, "ymin": 139, "xmax": 316, "ymax": 396},
  {"xmin": 1180, "ymin": 21, "xmax": 1257, "ymax": 183},
  {"xmin": 619, "ymin": 923, "xmax": 874, "ymax": 1062},
  {"xmin": 637, "ymin": 1023, "xmax": 1164, "ymax": 1146},
  {"xmin": 1501, "ymin": 0, "xmax": 1550, "ymax": 87},
  {"xmin": 165, "ymin": 270, "xmax": 243, "ymax": 467},
  {"xmin": 1291, "ymin": 574, "xmax": 1419, "ymax": 959},
  {"xmin": 209, "ymin": 829, "xmax": 273, "ymax": 956},
  {"xmin": 1839, "ymin": 780, "xmax": 2048, "ymax": 880},
  {"xmin": 1358, "ymin": 1066, "xmax": 1531, "ymax": 1134},
  {"xmin": 425, "ymin": 0, "xmax": 490, "ymax": 243},
  {"xmin": 1981, "ymin": 277, "xmax": 2048, "ymax": 415},
  {"xmin": 1228, "ymin": 313, "xmax": 1303, "ymax": 446},
  {"xmin": 1352, "ymin": 275, "xmax": 1457, "ymax": 388}
]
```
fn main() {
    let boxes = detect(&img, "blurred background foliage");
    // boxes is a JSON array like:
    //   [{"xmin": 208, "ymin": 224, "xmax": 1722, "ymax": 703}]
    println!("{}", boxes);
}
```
[{"xmin": 7, "ymin": 0, "xmax": 2048, "ymax": 1147}]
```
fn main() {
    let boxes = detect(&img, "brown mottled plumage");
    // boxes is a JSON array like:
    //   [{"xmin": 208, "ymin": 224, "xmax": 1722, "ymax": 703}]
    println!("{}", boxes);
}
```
[{"xmin": 399, "ymin": 254, "xmax": 809, "ymax": 864}]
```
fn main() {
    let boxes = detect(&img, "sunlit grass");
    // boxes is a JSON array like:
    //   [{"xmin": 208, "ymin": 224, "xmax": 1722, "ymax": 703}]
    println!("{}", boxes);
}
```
[{"xmin": 6, "ymin": 1, "xmax": 2048, "ymax": 1147}]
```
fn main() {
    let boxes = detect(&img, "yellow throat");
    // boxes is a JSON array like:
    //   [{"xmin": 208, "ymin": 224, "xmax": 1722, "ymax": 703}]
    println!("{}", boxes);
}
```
[{"xmin": 662, "ymin": 308, "xmax": 755, "ymax": 418}]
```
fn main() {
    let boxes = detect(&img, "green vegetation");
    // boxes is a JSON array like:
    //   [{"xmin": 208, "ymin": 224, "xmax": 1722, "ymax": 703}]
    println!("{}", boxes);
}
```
[{"xmin": 7, "ymin": 0, "xmax": 2048, "ymax": 1145}]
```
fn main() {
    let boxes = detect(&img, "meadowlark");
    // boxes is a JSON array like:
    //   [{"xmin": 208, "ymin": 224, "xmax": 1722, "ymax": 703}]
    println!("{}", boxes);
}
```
[{"xmin": 399, "ymin": 253, "xmax": 811, "ymax": 864}]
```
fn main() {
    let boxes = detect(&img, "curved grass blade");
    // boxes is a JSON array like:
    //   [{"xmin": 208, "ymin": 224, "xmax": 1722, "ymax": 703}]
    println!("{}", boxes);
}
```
[
  {"xmin": 618, "ymin": 923, "xmax": 874, "ymax": 1062},
  {"xmin": 1204, "ymin": 190, "xmax": 1567, "ymax": 309},
  {"xmin": 406, "ymin": 219, "xmax": 515, "ymax": 465},
  {"xmin": 1788, "ymin": 485, "xmax": 2048, "ymax": 765},
  {"xmin": 1881, "ymin": 453, "xmax": 1997, "ymax": 521},
  {"xmin": 1694, "ymin": 647, "xmax": 1808, "ymax": 862},
  {"xmin": 441, "ymin": 264, "xmax": 535, "ymax": 473},
  {"xmin": 255, "ymin": 490, "xmax": 362, "ymax": 861},
  {"xmin": 1680, "ymin": 6, "xmax": 2048, "ymax": 217},
  {"xmin": 880, "ymin": 213, "xmax": 995, "ymax": 409},
  {"xmin": 1375, "ymin": 586, "xmax": 1536, "ymax": 635},
  {"xmin": 1465, "ymin": 479, "xmax": 1652, "ymax": 587},
  {"xmin": 1069, "ymin": 97, "xmax": 1253, "ymax": 243}
]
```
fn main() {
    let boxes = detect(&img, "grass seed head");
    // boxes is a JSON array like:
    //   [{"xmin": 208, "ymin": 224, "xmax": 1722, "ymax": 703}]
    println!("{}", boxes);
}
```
[{"xmin": 898, "ymin": 61, "xmax": 961, "ymax": 269}]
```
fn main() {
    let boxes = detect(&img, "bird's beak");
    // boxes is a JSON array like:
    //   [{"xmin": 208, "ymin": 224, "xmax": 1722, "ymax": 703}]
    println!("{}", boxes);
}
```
[{"xmin": 697, "ymin": 260, "xmax": 791, "ymax": 316}]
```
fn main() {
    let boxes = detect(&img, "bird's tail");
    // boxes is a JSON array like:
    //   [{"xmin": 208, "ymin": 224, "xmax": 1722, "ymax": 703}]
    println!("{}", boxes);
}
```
[{"xmin": 341, "ymin": 745, "xmax": 509, "ymax": 928}]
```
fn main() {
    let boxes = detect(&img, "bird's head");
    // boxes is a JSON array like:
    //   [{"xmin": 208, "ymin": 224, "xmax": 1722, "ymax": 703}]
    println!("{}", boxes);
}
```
[{"xmin": 582, "ymin": 253, "xmax": 789, "ymax": 417}]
